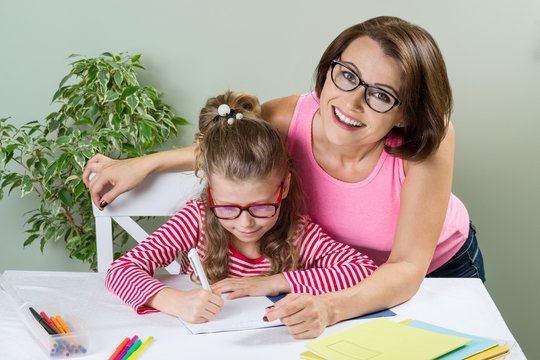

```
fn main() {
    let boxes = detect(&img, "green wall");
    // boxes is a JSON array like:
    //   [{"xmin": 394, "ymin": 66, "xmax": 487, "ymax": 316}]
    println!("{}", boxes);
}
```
[{"xmin": 1, "ymin": 1, "xmax": 538, "ymax": 357}]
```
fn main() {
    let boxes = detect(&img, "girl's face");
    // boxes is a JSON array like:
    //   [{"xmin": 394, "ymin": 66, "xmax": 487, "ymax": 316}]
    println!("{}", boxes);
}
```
[
  {"xmin": 318, "ymin": 36, "xmax": 404, "ymax": 148},
  {"xmin": 208, "ymin": 172, "xmax": 290, "ymax": 250}
]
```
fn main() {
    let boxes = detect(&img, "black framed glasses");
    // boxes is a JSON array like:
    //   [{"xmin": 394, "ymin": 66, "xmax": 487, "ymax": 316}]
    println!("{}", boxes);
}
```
[
  {"xmin": 207, "ymin": 183, "xmax": 283, "ymax": 220},
  {"xmin": 330, "ymin": 60, "xmax": 401, "ymax": 113}
]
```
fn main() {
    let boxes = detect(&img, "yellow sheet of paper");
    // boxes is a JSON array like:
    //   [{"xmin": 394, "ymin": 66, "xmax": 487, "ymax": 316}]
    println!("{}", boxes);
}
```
[
  {"xmin": 464, "ymin": 345, "xmax": 510, "ymax": 360},
  {"xmin": 300, "ymin": 350, "xmax": 327, "ymax": 360},
  {"xmin": 306, "ymin": 318, "xmax": 471, "ymax": 360}
]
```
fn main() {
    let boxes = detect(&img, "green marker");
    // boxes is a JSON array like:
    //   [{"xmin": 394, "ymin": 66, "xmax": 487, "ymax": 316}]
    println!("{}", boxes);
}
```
[{"xmin": 122, "ymin": 339, "xmax": 142, "ymax": 360}]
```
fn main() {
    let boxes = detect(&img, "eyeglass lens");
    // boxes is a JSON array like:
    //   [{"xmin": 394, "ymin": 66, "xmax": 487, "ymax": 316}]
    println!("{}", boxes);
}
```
[
  {"xmin": 213, "ymin": 205, "xmax": 277, "ymax": 219},
  {"xmin": 331, "ymin": 61, "xmax": 398, "ymax": 113}
]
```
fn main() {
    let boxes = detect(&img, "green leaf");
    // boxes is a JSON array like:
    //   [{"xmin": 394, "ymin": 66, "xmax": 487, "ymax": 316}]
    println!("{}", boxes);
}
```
[
  {"xmin": 98, "ymin": 69, "xmax": 110, "ymax": 90},
  {"xmin": 73, "ymin": 180, "xmax": 86, "ymax": 198},
  {"xmin": 21, "ymin": 176, "xmax": 33, "ymax": 197},
  {"xmin": 56, "ymin": 136, "xmax": 72, "ymax": 145},
  {"xmin": 44, "ymin": 226, "xmax": 56, "ymax": 242},
  {"xmin": 172, "ymin": 116, "xmax": 189, "ymax": 125},
  {"xmin": 121, "ymin": 86, "xmax": 139, "ymax": 99},
  {"xmin": 105, "ymin": 91, "xmax": 119, "ymax": 102},
  {"xmin": 113, "ymin": 71, "xmax": 123, "ymax": 87},
  {"xmin": 125, "ymin": 95, "xmax": 139, "ymax": 113},
  {"xmin": 52, "ymin": 86, "xmax": 67, "ymax": 102},
  {"xmin": 59, "ymin": 73, "xmax": 73, "ymax": 88},
  {"xmin": 65, "ymin": 175, "xmax": 79, "ymax": 183},
  {"xmin": 23, "ymin": 234, "xmax": 40, "ymax": 247},
  {"xmin": 130, "ymin": 54, "xmax": 141, "ymax": 63},
  {"xmin": 58, "ymin": 189, "xmax": 73, "ymax": 207},
  {"xmin": 101, "ymin": 52, "xmax": 114, "ymax": 58},
  {"xmin": 44, "ymin": 163, "xmax": 56, "ymax": 183},
  {"xmin": 140, "ymin": 121, "xmax": 153, "ymax": 139},
  {"xmin": 87, "ymin": 65, "xmax": 98, "ymax": 82},
  {"xmin": 73, "ymin": 152, "xmax": 86, "ymax": 170},
  {"xmin": 73, "ymin": 117, "xmax": 93, "ymax": 127}
]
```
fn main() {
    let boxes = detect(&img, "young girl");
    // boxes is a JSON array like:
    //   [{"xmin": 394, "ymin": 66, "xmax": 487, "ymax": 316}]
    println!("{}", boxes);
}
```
[{"xmin": 105, "ymin": 91, "xmax": 377, "ymax": 324}]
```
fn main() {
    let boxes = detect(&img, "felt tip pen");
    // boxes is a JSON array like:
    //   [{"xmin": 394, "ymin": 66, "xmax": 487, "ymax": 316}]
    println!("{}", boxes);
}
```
[
  {"xmin": 29, "ymin": 307, "xmax": 58, "ymax": 335},
  {"xmin": 108, "ymin": 337, "xmax": 130, "ymax": 360},
  {"xmin": 188, "ymin": 248, "xmax": 211, "ymax": 291},
  {"xmin": 122, "ymin": 339, "xmax": 142, "ymax": 360},
  {"xmin": 128, "ymin": 336, "xmax": 154, "ymax": 359},
  {"xmin": 40, "ymin": 311, "xmax": 61, "ymax": 333},
  {"xmin": 114, "ymin": 335, "xmax": 139, "ymax": 360}
]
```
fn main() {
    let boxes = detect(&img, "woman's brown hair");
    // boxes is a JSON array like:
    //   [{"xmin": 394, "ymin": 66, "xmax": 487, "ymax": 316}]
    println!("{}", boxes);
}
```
[
  {"xmin": 315, "ymin": 16, "xmax": 453, "ymax": 161},
  {"xmin": 194, "ymin": 91, "xmax": 305, "ymax": 283}
]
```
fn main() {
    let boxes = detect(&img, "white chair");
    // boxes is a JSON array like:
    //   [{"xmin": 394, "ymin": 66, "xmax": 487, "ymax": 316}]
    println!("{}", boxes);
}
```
[{"xmin": 92, "ymin": 171, "xmax": 205, "ymax": 273}]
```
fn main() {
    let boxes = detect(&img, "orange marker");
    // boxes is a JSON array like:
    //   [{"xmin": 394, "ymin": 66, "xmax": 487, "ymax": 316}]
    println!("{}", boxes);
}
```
[
  {"xmin": 108, "ymin": 337, "xmax": 130, "ymax": 360},
  {"xmin": 40, "ymin": 312, "xmax": 60, "ymax": 333},
  {"xmin": 51, "ymin": 316, "xmax": 66, "ymax": 334},
  {"xmin": 56, "ymin": 315, "xmax": 71, "ymax": 333}
]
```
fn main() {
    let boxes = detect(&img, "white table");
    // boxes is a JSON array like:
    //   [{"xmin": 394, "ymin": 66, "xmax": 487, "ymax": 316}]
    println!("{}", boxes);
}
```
[{"xmin": 0, "ymin": 271, "xmax": 526, "ymax": 359}]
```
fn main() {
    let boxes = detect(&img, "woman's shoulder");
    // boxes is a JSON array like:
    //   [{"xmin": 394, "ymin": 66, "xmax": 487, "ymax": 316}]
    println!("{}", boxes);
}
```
[{"xmin": 261, "ymin": 95, "xmax": 300, "ymax": 139}]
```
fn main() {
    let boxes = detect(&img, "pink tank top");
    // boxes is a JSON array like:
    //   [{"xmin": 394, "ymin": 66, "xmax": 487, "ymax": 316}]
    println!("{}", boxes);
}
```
[{"xmin": 287, "ymin": 93, "xmax": 469, "ymax": 272}]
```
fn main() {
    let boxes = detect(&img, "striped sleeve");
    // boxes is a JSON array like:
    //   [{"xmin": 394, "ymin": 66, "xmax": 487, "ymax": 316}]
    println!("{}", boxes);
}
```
[
  {"xmin": 105, "ymin": 200, "xmax": 203, "ymax": 314},
  {"xmin": 282, "ymin": 216, "xmax": 377, "ymax": 295}
]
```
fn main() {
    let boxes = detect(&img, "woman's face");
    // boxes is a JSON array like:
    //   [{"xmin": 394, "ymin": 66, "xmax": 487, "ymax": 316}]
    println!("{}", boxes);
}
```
[{"xmin": 318, "ymin": 36, "xmax": 404, "ymax": 149}]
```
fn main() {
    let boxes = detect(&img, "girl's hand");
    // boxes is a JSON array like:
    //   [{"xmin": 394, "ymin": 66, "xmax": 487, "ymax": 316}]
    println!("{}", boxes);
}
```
[
  {"xmin": 146, "ymin": 287, "xmax": 224, "ymax": 323},
  {"xmin": 212, "ymin": 274, "xmax": 291, "ymax": 299},
  {"xmin": 83, "ymin": 154, "xmax": 150, "ymax": 209},
  {"xmin": 176, "ymin": 289, "xmax": 224, "ymax": 323},
  {"xmin": 264, "ymin": 293, "xmax": 333, "ymax": 339}
]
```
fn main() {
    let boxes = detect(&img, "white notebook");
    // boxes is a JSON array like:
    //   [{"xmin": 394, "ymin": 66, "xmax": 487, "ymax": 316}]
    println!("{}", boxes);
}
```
[{"xmin": 161, "ymin": 274, "xmax": 282, "ymax": 334}]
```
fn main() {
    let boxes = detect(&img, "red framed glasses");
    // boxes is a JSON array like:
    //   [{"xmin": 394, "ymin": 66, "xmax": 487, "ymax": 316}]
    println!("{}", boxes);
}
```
[{"xmin": 207, "ymin": 183, "xmax": 284, "ymax": 220}]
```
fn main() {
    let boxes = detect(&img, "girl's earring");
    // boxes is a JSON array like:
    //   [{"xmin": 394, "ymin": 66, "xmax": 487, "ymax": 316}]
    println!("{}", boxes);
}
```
[{"xmin": 395, "ymin": 122, "xmax": 404, "ymax": 128}]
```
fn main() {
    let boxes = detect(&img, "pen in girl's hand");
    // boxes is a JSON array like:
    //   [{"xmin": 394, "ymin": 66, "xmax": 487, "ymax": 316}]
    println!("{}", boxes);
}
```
[{"xmin": 188, "ymin": 248, "xmax": 211, "ymax": 291}]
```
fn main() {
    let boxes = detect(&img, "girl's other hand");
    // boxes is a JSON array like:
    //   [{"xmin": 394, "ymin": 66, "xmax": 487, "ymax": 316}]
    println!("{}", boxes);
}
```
[
  {"xmin": 212, "ymin": 274, "xmax": 290, "ymax": 299},
  {"xmin": 264, "ymin": 293, "xmax": 333, "ymax": 339}
]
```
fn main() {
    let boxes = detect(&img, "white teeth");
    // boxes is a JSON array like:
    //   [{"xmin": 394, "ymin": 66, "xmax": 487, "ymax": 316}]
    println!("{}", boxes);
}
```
[{"xmin": 334, "ymin": 108, "xmax": 364, "ymax": 127}]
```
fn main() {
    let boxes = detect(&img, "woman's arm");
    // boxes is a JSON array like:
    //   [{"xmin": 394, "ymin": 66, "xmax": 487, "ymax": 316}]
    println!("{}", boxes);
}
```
[
  {"xmin": 265, "ymin": 123, "xmax": 456, "ymax": 339},
  {"xmin": 84, "ymin": 145, "xmax": 196, "ymax": 208},
  {"xmin": 211, "ymin": 218, "xmax": 377, "ymax": 299},
  {"xmin": 281, "ymin": 219, "xmax": 377, "ymax": 295},
  {"xmin": 84, "ymin": 95, "xmax": 299, "ymax": 208},
  {"xmin": 261, "ymin": 95, "xmax": 299, "ymax": 140}
]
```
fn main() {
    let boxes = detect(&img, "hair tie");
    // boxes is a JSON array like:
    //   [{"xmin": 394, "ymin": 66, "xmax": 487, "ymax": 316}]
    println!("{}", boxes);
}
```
[{"xmin": 215, "ymin": 104, "xmax": 243, "ymax": 125}]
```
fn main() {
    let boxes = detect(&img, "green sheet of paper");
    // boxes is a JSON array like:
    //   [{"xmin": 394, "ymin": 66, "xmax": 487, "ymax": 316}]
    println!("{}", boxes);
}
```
[{"xmin": 305, "ymin": 318, "xmax": 471, "ymax": 360}]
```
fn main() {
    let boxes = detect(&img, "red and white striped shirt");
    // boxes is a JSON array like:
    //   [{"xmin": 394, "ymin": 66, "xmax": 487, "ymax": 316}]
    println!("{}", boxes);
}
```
[{"xmin": 106, "ymin": 200, "xmax": 377, "ymax": 314}]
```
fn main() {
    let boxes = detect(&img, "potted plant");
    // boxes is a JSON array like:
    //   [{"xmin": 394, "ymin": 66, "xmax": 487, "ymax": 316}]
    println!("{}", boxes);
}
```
[{"xmin": 0, "ymin": 52, "xmax": 188, "ymax": 270}]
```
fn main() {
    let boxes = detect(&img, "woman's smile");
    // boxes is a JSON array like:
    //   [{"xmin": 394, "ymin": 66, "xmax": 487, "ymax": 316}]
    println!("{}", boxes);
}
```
[{"xmin": 333, "ymin": 106, "xmax": 365, "ymax": 128}]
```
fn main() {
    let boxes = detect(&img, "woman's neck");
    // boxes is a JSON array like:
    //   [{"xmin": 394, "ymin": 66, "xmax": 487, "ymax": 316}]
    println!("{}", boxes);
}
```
[{"xmin": 312, "ymin": 128, "xmax": 386, "ymax": 183}]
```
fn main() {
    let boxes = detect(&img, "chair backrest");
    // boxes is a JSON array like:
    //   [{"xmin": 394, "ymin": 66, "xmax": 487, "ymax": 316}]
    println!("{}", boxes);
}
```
[{"xmin": 92, "ymin": 171, "xmax": 204, "ymax": 273}]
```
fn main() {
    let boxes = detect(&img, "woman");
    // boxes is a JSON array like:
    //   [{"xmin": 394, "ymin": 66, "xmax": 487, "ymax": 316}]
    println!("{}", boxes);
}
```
[{"xmin": 84, "ymin": 16, "xmax": 485, "ymax": 339}]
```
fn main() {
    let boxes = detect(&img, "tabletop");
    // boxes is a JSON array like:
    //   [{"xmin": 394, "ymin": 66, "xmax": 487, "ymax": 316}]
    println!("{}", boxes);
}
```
[{"xmin": 0, "ymin": 271, "xmax": 526, "ymax": 359}]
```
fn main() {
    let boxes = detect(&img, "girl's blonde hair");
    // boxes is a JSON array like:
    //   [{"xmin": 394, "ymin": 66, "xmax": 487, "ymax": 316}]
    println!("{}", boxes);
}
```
[{"xmin": 194, "ymin": 91, "xmax": 305, "ymax": 283}]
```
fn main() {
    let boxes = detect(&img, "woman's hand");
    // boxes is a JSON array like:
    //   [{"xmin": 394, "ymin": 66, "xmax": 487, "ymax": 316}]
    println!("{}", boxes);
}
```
[
  {"xmin": 146, "ymin": 287, "xmax": 224, "ymax": 323},
  {"xmin": 212, "ymin": 274, "xmax": 290, "ymax": 299},
  {"xmin": 264, "ymin": 293, "xmax": 334, "ymax": 339},
  {"xmin": 83, "ymin": 154, "xmax": 151, "ymax": 209}
]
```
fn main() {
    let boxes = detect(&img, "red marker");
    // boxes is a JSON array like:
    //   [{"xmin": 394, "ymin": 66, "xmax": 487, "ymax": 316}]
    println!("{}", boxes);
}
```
[{"xmin": 40, "ymin": 311, "xmax": 60, "ymax": 333}]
